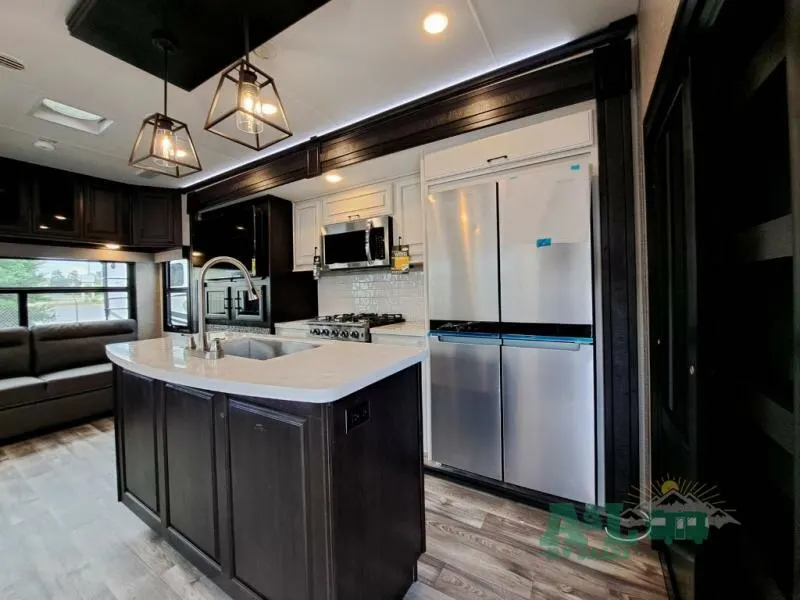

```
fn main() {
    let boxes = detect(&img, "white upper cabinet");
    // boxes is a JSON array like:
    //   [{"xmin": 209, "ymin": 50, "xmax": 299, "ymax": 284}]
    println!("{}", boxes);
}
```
[
  {"xmin": 424, "ymin": 109, "xmax": 595, "ymax": 181},
  {"xmin": 293, "ymin": 199, "xmax": 322, "ymax": 271},
  {"xmin": 321, "ymin": 182, "xmax": 393, "ymax": 224},
  {"xmin": 392, "ymin": 176, "xmax": 424, "ymax": 263}
]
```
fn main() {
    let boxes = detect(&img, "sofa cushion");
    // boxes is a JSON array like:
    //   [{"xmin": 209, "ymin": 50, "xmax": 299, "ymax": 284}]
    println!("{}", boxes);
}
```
[
  {"xmin": 0, "ymin": 376, "xmax": 46, "ymax": 410},
  {"xmin": 40, "ymin": 363, "xmax": 113, "ymax": 400},
  {"xmin": 0, "ymin": 328, "xmax": 32, "ymax": 379},
  {"xmin": 32, "ymin": 319, "xmax": 137, "ymax": 375}
]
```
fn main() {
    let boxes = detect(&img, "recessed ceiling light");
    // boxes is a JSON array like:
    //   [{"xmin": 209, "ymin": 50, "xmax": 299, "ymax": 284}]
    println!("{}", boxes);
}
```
[
  {"xmin": 53, "ymin": 214, "xmax": 67, "ymax": 221},
  {"xmin": 423, "ymin": 12, "xmax": 448, "ymax": 34},
  {"xmin": 104, "ymin": 243, "xmax": 121, "ymax": 250},
  {"xmin": 235, "ymin": 225, "xmax": 246, "ymax": 231},
  {"xmin": 325, "ymin": 173, "xmax": 343, "ymax": 183},
  {"xmin": 33, "ymin": 139, "xmax": 56, "ymax": 151},
  {"xmin": 192, "ymin": 251, "xmax": 204, "ymax": 257},
  {"xmin": 39, "ymin": 224, "xmax": 49, "ymax": 230}
]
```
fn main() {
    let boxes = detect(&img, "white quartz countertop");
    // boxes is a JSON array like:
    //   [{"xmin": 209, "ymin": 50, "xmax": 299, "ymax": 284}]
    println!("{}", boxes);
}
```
[
  {"xmin": 106, "ymin": 333, "xmax": 427, "ymax": 403},
  {"xmin": 371, "ymin": 322, "xmax": 428, "ymax": 337}
]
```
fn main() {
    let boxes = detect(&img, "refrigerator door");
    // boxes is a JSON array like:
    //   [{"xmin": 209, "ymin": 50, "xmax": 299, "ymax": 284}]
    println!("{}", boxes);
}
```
[
  {"xmin": 429, "ymin": 335, "xmax": 502, "ymax": 480},
  {"xmin": 499, "ymin": 159, "xmax": 592, "ymax": 325},
  {"xmin": 502, "ymin": 338, "xmax": 596, "ymax": 504},
  {"xmin": 426, "ymin": 182, "xmax": 499, "ymax": 323}
]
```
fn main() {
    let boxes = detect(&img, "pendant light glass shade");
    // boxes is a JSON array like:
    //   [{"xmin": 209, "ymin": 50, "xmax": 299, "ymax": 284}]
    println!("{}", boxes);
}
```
[
  {"xmin": 129, "ymin": 35, "xmax": 202, "ymax": 179},
  {"xmin": 129, "ymin": 113, "xmax": 202, "ymax": 177},
  {"xmin": 205, "ymin": 58, "xmax": 292, "ymax": 151}
]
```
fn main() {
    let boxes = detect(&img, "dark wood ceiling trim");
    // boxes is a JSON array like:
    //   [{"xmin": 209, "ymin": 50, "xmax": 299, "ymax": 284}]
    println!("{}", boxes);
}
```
[{"xmin": 186, "ymin": 15, "xmax": 635, "ymax": 211}]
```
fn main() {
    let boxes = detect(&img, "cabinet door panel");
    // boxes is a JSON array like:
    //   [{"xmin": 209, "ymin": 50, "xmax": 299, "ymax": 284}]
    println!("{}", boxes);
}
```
[
  {"xmin": 34, "ymin": 171, "xmax": 81, "ymax": 238},
  {"xmin": 165, "ymin": 384, "xmax": 218, "ymax": 561},
  {"xmin": 120, "ymin": 370, "xmax": 159, "ymax": 514},
  {"xmin": 227, "ymin": 398, "xmax": 310, "ymax": 600},
  {"xmin": 0, "ymin": 161, "xmax": 31, "ymax": 234},
  {"xmin": 293, "ymin": 200, "xmax": 320, "ymax": 270},
  {"xmin": 322, "ymin": 183, "xmax": 392, "ymax": 224},
  {"xmin": 393, "ymin": 178, "xmax": 423, "ymax": 262},
  {"xmin": 133, "ymin": 190, "xmax": 180, "ymax": 247},
  {"xmin": 84, "ymin": 181, "xmax": 127, "ymax": 243}
]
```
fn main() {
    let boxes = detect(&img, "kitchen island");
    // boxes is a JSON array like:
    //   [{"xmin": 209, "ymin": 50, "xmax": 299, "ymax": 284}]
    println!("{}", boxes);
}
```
[{"xmin": 107, "ymin": 334, "xmax": 427, "ymax": 600}]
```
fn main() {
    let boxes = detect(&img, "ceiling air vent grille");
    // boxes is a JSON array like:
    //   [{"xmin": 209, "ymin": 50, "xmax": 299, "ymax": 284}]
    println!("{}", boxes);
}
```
[{"xmin": 0, "ymin": 54, "xmax": 24, "ymax": 71}]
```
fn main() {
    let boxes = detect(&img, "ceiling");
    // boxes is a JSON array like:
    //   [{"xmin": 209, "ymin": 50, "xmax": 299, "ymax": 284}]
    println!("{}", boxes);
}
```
[{"xmin": 0, "ymin": 0, "xmax": 636, "ymax": 190}]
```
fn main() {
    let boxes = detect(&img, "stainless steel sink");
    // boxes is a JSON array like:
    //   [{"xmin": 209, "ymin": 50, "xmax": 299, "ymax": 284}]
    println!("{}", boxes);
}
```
[{"xmin": 222, "ymin": 338, "xmax": 318, "ymax": 360}]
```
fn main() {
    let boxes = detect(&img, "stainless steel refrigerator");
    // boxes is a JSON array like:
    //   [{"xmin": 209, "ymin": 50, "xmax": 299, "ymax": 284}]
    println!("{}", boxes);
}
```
[{"xmin": 427, "ymin": 157, "xmax": 598, "ymax": 505}]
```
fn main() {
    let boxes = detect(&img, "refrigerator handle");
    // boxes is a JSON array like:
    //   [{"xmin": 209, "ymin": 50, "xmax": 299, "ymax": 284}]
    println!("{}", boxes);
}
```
[
  {"xmin": 502, "ymin": 339, "xmax": 583, "ymax": 351},
  {"xmin": 435, "ymin": 335, "xmax": 502, "ymax": 346}
]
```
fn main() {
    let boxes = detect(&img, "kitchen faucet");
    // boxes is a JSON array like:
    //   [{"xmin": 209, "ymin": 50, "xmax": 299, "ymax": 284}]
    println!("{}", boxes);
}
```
[{"xmin": 191, "ymin": 256, "xmax": 261, "ymax": 359}]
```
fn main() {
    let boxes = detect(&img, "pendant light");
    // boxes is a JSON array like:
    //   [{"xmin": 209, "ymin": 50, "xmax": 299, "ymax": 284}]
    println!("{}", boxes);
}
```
[
  {"xmin": 129, "ymin": 33, "xmax": 202, "ymax": 178},
  {"xmin": 204, "ymin": 13, "xmax": 292, "ymax": 151}
]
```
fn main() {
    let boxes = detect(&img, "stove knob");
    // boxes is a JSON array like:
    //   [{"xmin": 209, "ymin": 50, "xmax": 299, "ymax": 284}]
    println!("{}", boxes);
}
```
[
  {"xmin": 331, "ymin": 330, "xmax": 339, "ymax": 337},
  {"xmin": 322, "ymin": 329, "xmax": 329, "ymax": 336},
  {"xmin": 311, "ymin": 328, "xmax": 320, "ymax": 335},
  {"xmin": 350, "ymin": 331, "xmax": 359, "ymax": 339}
]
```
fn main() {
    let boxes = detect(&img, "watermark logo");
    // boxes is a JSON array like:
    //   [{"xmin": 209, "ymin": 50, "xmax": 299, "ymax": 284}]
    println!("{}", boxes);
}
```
[
  {"xmin": 540, "ymin": 476, "xmax": 739, "ymax": 560},
  {"xmin": 623, "ymin": 477, "xmax": 740, "ymax": 545}
]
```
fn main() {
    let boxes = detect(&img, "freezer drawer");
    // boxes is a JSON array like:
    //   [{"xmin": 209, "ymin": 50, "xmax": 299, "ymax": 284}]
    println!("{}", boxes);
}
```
[
  {"xmin": 426, "ymin": 182, "xmax": 499, "ymax": 323},
  {"xmin": 429, "ymin": 336, "xmax": 502, "ymax": 480},
  {"xmin": 502, "ymin": 340, "xmax": 595, "ymax": 504}
]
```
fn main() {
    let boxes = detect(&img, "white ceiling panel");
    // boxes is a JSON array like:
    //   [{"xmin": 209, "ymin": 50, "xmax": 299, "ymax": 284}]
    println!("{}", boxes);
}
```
[{"xmin": 0, "ymin": 0, "xmax": 635, "ymax": 189}]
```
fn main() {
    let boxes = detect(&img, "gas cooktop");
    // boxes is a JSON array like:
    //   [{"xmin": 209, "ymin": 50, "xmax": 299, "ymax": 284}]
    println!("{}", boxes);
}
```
[{"xmin": 308, "ymin": 313, "xmax": 404, "ymax": 342}]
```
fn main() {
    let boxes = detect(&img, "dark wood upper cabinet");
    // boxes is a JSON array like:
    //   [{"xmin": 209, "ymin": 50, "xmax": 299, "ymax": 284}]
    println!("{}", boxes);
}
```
[
  {"xmin": 33, "ymin": 169, "xmax": 81, "ymax": 239},
  {"xmin": 82, "ymin": 179, "xmax": 129, "ymax": 244},
  {"xmin": 164, "ymin": 384, "xmax": 219, "ymax": 562},
  {"xmin": 0, "ymin": 159, "xmax": 32, "ymax": 234},
  {"xmin": 132, "ymin": 189, "xmax": 181, "ymax": 248}
]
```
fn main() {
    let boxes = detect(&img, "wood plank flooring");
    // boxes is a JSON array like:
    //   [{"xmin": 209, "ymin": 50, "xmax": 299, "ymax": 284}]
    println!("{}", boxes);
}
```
[{"xmin": 0, "ymin": 419, "xmax": 667, "ymax": 600}]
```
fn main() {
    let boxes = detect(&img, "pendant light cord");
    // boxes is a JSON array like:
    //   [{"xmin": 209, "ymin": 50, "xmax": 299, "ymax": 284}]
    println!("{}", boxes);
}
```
[
  {"xmin": 243, "ymin": 10, "xmax": 250, "ymax": 67},
  {"xmin": 163, "ymin": 49, "xmax": 168, "ymax": 115}
]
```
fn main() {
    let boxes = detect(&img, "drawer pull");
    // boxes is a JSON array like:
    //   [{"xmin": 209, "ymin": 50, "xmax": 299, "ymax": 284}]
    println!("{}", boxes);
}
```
[{"xmin": 486, "ymin": 155, "xmax": 509, "ymax": 164}]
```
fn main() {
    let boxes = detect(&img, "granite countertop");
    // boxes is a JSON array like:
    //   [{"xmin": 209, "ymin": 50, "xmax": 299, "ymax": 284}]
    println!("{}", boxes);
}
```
[
  {"xmin": 106, "ymin": 332, "xmax": 427, "ymax": 404},
  {"xmin": 370, "ymin": 322, "xmax": 428, "ymax": 337}
]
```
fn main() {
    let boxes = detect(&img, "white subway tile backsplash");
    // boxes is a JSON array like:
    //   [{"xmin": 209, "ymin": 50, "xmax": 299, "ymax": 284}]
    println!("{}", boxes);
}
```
[{"xmin": 318, "ymin": 269, "xmax": 426, "ymax": 321}]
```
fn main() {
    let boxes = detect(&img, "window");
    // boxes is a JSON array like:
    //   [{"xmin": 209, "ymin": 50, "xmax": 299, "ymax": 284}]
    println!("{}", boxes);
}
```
[
  {"xmin": 0, "ymin": 258, "xmax": 134, "ymax": 327},
  {"xmin": 163, "ymin": 259, "xmax": 191, "ymax": 333}
]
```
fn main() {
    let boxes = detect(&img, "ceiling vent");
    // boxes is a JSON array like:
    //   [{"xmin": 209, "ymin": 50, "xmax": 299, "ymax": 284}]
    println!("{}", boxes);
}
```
[
  {"xmin": 29, "ymin": 98, "xmax": 113, "ymax": 135},
  {"xmin": 0, "ymin": 53, "xmax": 24, "ymax": 71}
]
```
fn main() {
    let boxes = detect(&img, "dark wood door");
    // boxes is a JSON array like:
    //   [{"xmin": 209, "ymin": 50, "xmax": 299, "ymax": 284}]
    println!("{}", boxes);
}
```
[
  {"xmin": 0, "ymin": 160, "xmax": 32, "ymax": 234},
  {"xmin": 83, "ymin": 180, "xmax": 127, "ymax": 243},
  {"xmin": 647, "ymin": 79, "xmax": 700, "ymax": 596},
  {"xmin": 226, "ymin": 398, "xmax": 311, "ymax": 600},
  {"xmin": 132, "ymin": 190, "xmax": 180, "ymax": 247},
  {"xmin": 33, "ymin": 169, "xmax": 81, "ymax": 238},
  {"xmin": 119, "ymin": 369, "xmax": 160, "ymax": 515},
  {"xmin": 164, "ymin": 384, "xmax": 219, "ymax": 562}
]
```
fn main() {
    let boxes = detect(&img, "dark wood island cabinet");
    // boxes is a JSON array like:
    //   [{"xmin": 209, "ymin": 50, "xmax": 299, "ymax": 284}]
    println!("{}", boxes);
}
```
[{"xmin": 113, "ymin": 362, "xmax": 424, "ymax": 600}]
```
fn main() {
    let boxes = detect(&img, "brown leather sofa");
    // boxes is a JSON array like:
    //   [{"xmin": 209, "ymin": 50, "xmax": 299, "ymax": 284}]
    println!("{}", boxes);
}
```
[{"xmin": 0, "ymin": 319, "xmax": 137, "ymax": 442}]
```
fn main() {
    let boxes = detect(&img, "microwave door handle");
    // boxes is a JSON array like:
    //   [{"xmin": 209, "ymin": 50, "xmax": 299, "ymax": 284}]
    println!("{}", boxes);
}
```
[{"xmin": 364, "ymin": 221, "xmax": 373, "ymax": 263}]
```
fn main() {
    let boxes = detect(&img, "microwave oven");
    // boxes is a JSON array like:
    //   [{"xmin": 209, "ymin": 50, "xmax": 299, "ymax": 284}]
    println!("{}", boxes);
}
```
[{"xmin": 321, "ymin": 216, "xmax": 392, "ymax": 270}]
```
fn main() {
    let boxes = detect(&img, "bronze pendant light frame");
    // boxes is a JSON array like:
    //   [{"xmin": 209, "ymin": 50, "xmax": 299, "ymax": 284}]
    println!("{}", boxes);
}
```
[
  {"xmin": 129, "ymin": 33, "xmax": 202, "ymax": 178},
  {"xmin": 204, "ymin": 14, "xmax": 293, "ymax": 151}
]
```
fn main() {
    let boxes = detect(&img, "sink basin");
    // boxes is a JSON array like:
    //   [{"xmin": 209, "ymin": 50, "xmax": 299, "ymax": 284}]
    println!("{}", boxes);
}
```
[{"xmin": 222, "ymin": 338, "xmax": 318, "ymax": 361}]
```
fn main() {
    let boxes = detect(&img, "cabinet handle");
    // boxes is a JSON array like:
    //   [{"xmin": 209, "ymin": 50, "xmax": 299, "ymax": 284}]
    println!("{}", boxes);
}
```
[
  {"xmin": 348, "ymin": 214, "xmax": 361, "ymax": 220},
  {"xmin": 486, "ymin": 155, "xmax": 509, "ymax": 164}
]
